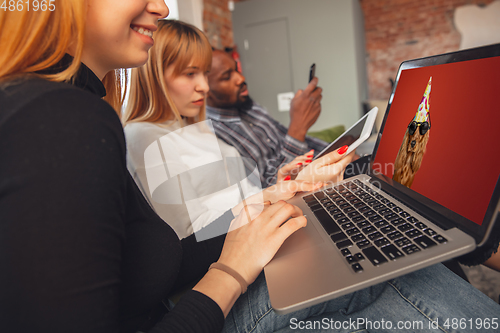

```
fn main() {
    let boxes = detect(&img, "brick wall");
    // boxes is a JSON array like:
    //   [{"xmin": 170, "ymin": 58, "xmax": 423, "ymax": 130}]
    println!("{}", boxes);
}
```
[
  {"xmin": 360, "ymin": 0, "xmax": 494, "ymax": 100},
  {"xmin": 203, "ymin": 0, "xmax": 244, "ymax": 49},
  {"xmin": 202, "ymin": 0, "xmax": 494, "ymax": 100}
]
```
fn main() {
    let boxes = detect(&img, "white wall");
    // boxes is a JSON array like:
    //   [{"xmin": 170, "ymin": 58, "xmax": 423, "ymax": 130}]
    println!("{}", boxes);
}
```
[
  {"xmin": 164, "ymin": 0, "xmax": 179, "ymax": 20},
  {"xmin": 455, "ymin": 1, "xmax": 500, "ymax": 50},
  {"xmin": 177, "ymin": 0, "xmax": 204, "ymax": 30}
]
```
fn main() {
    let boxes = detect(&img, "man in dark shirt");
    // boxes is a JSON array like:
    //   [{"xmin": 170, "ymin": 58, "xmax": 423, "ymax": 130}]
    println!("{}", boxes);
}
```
[{"xmin": 206, "ymin": 50, "xmax": 329, "ymax": 187}]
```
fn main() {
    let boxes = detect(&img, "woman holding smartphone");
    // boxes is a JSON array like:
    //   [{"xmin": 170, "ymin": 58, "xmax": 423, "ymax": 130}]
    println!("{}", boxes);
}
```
[{"xmin": 1, "ymin": 3, "xmax": 499, "ymax": 333}]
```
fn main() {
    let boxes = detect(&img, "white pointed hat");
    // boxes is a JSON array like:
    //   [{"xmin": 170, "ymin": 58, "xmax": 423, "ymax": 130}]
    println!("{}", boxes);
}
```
[{"xmin": 413, "ymin": 77, "xmax": 431, "ymax": 123}]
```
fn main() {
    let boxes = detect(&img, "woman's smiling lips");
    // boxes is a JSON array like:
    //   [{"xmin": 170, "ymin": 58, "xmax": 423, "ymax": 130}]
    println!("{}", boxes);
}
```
[{"xmin": 131, "ymin": 24, "xmax": 156, "ymax": 45}]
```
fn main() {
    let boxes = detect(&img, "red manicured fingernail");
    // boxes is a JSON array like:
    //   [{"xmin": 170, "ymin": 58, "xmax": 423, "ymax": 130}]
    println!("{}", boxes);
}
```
[
  {"xmin": 296, "ymin": 163, "xmax": 303, "ymax": 166},
  {"xmin": 284, "ymin": 175, "xmax": 291, "ymax": 181},
  {"xmin": 337, "ymin": 145, "xmax": 348, "ymax": 154},
  {"xmin": 306, "ymin": 154, "xmax": 313, "ymax": 158},
  {"xmin": 305, "ymin": 159, "xmax": 312, "ymax": 163}
]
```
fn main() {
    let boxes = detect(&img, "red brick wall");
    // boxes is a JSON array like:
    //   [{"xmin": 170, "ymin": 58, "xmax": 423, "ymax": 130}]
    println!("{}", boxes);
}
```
[
  {"xmin": 203, "ymin": 0, "xmax": 244, "ymax": 49},
  {"xmin": 360, "ymin": 0, "xmax": 494, "ymax": 100},
  {"xmin": 202, "ymin": 0, "xmax": 494, "ymax": 100}
]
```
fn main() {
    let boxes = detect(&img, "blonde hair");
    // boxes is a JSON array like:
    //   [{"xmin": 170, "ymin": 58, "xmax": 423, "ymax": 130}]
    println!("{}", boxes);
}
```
[
  {"xmin": 0, "ymin": 0, "xmax": 124, "ymax": 113},
  {"xmin": 123, "ymin": 20, "xmax": 212, "ymax": 125}
]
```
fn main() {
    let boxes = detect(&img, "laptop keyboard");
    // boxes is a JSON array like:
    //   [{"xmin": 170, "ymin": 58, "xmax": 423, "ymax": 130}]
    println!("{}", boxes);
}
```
[{"xmin": 303, "ymin": 179, "xmax": 448, "ymax": 273}]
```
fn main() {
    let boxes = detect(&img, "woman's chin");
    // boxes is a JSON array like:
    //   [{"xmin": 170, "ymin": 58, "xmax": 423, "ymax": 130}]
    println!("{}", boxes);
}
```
[
  {"xmin": 123, "ymin": 53, "xmax": 150, "ymax": 69},
  {"xmin": 179, "ymin": 108, "xmax": 202, "ymax": 119}
]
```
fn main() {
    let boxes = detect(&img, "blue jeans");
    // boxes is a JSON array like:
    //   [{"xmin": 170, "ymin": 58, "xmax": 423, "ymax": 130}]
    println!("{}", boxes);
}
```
[{"xmin": 223, "ymin": 264, "xmax": 500, "ymax": 332}]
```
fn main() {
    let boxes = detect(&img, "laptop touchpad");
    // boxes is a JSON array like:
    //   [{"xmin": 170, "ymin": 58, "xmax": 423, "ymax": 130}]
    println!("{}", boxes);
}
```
[{"xmin": 273, "ymin": 217, "xmax": 325, "ymax": 259}]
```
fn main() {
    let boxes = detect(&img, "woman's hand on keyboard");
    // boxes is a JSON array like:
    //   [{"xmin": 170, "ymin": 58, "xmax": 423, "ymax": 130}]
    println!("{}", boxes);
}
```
[
  {"xmin": 231, "ymin": 180, "xmax": 323, "ymax": 216},
  {"xmin": 220, "ymin": 201, "xmax": 306, "ymax": 286}
]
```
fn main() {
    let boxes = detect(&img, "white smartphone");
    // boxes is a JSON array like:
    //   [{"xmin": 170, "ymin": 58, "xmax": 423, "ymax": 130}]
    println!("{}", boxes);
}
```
[{"xmin": 314, "ymin": 106, "xmax": 379, "ymax": 160}]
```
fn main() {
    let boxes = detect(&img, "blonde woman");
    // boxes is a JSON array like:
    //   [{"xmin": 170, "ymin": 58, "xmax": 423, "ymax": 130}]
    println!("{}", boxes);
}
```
[
  {"xmin": 2, "ymin": 3, "xmax": 499, "ymax": 333},
  {"xmin": 123, "ymin": 20, "xmax": 332, "ymax": 239},
  {"xmin": 123, "ymin": 19, "xmax": 259, "ymax": 239}
]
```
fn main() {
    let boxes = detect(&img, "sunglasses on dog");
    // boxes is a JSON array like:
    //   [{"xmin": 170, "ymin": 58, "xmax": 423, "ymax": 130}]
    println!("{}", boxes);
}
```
[{"xmin": 408, "ymin": 121, "xmax": 430, "ymax": 135}]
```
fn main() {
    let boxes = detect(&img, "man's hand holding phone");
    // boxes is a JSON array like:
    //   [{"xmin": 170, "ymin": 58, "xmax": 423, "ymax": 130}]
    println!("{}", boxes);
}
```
[
  {"xmin": 309, "ymin": 63, "xmax": 316, "ymax": 83},
  {"xmin": 287, "ymin": 64, "xmax": 322, "ymax": 142}
]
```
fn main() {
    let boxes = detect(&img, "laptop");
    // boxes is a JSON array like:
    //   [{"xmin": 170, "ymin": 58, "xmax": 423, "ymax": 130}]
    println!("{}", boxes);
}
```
[{"xmin": 264, "ymin": 43, "xmax": 500, "ymax": 314}]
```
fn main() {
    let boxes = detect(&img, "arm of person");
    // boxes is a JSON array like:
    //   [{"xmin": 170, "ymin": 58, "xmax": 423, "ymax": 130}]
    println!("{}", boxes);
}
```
[
  {"xmin": 164, "ymin": 146, "xmax": 355, "ymax": 330},
  {"xmin": 208, "ymin": 115, "xmax": 327, "ymax": 188},
  {"xmin": 254, "ymin": 108, "xmax": 328, "ymax": 187},
  {"xmin": 272, "ymin": 89, "xmax": 329, "ymax": 165},
  {"xmin": 190, "ymin": 269, "xmax": 242, "ymax": 318},
  {"xmin": 167, "ymin": 202, "xmax": 306, "ymax": 324},
  {"xmin": 193, "ymin": 201, "xmax": 307, "ymax": 317},
  {"xmin": 172, "ymin": 178, "xmax": 324, "ymax": 289},
  {"xmin": 458, "ymin": 216, "xmax": 500, "ymax": 268},
  {"xmin": 287, "ymin": 77, "xmax": 323, "ymax": 142},
  {"xmin": 0, "ymin": 88, "xmax": 130, "ymax": 332},
  {"xmin": 1, "ymin": 87, "xmax": 233, "ymax": 333},
  {"xmin": 175, "ymin": 149, "xmax": 354, "ymax": 317},
  {"xmin": 483, "ymin": 244, "xmax": 500, "ymax": 272}
]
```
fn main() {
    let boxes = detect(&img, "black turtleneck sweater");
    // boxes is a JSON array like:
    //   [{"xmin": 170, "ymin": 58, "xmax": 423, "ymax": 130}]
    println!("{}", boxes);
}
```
[{"xmin": 0, "ymin": 62, "xmax": 230, "ymax": 333}]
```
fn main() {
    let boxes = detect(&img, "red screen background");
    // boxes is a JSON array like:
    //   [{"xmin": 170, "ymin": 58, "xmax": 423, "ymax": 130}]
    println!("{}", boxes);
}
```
[{"xmin": 373, "ymin": 57, "xmax": 500, "ymax": 225}]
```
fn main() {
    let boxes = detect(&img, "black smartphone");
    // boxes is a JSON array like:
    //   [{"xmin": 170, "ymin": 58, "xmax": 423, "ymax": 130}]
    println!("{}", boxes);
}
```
[{"xmin": 309, "ymin": 63, "xmax": 316, "ymax": 83}]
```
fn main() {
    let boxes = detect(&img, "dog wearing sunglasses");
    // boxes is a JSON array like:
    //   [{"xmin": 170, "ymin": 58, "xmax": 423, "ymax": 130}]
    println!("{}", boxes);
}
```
[{"xmin": 393, "ymin": 77, "xmax": 432, "ymax": 188}]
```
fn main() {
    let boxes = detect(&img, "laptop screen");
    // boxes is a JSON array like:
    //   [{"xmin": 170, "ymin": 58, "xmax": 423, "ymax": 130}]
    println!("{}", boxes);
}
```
[{"xmin": 372, "ymin": 54, "xmax": 500, "ymax": 226}]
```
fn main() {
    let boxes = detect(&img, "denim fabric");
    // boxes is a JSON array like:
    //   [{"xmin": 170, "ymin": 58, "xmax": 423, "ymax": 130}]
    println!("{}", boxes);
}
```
[{"xmin": 223, "ymin": 264, "xmax": 500, "ymax": 333}]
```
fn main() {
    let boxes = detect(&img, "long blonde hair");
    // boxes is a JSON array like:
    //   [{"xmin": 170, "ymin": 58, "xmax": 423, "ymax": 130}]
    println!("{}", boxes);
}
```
[
  {"xmin": 123, "ymin": 20, "xmax": 212, "ymax": 125},
  {"xmin": 0, "ymin": 0, "xmax": 124, "ymax": 113}
]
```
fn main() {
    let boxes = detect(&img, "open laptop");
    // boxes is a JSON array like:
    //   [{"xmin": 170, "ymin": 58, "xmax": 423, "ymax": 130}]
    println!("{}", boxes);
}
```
[{"xmin": 265, "ymin": 43, "xmax": 500, "ymax": 314}]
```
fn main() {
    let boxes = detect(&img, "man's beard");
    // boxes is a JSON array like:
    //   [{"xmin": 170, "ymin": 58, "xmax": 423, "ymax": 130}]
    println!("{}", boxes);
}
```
[{"xmin": 237, "ymin": 95, "xmax": 254, "ymax": 111}]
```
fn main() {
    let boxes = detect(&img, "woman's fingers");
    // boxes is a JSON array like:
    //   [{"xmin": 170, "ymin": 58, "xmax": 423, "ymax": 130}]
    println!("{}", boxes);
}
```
[
  {"xmin": 239, "ymin": 200, "xmax": 301, "ymax": 228},
  {"xmin": 265, "ymin": 201, "xmax": 304, "ymax": 229},
  {"xmin": 342, "ymin": 151, "xmax": 356, "ymax": 166},
  {"xmin": 282, "ymin": 180, "xmax": 323, "ymax": 193},
  {"xmin": 319, "ymin": 151, "xmax": 355, "ymax": 186},
  {"xmin": 278, "ymin": 150, "xmax": 315, "ymax": 181},
  {"xmin": 264, "ymin": 179, "xmax": 323, "ymax": 204},
  {"xmin": 314, "ymin": 145, "xmax": 349, "ymax": 167},
  {"xmin": 331, "ymin": 150, "xmax": 353, "ymax": 168},
  {"xmin": 229, "ymin": 200, "xmax": 297, "ymax": 233},
  {"xmin": 324, "ymin": 150, "xmax": 355, "ymax": 175},
  {"xmin": 295, "ymin": 145, "xmax": 354, "ymax": 184},
  {"xmin": 238, "ymin": 199, "xmax": 298, "ymax": 224},
  {"xmin": 220, "ymin": 201, "xmax": 307, "ymax": 284},
  {"xmin": 229, "ymin": 201, "xmax": 270, "ymax": 231},
  {"xmin": 274, "ymin": 215, "xmax": 308, "ymax": 244}
]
